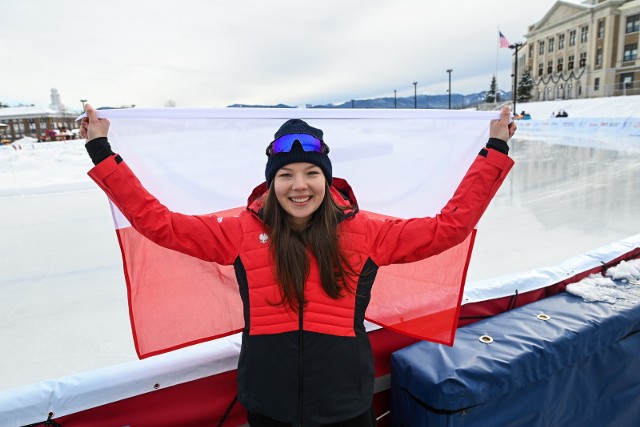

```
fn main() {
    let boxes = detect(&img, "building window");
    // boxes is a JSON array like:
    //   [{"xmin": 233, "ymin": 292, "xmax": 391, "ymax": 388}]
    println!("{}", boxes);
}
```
[
  {"xmin": 558, "ymin": 34, "xmax": 565, "ymax": 49},
  {"xmin": 581, "ymin": 26, "xmax": 589, "ymax": 43},
  {"xmin": 626, "ymin": 14, "xmax": 640, "ymax": 34},
  {"xmin": 623, "ymin": 43, "xmax": 638, "ymax": 61},
  {"xmin": 569, "ymin": 30, "xmax": 576, "ymax": 46},
  {"xmin": 598, "ymin": 21, "xmax": 605, "ymax": 38},
  {"xmin": 598, "ymin": 20, "xmax": 605, "ymax": 39},
  {"xmin": 621, "ymin": 73, "xmax": 634, "ymax": 90},
  {"xmin": 549, "ymin": 37, "xmax": 555, "ymax": 52},
  {"xmin": 568, "ymin": 55, "xmax": 575, "ymax": 70},
  {"xmin": 594, "ymin": 77, "xmax": 600, "ymax": 91},
  {"xmin": 539, "ymin": 40, "xmax": 545, "ymax": 54},
  {"xmin": 557, "ymin": 57, "xmax": 564, "ymax": 72},
  {"xmin": 547, "ymin": 60, "xmax": 553, "ymax": 74},
  {"xmin": 596, "ymin": 47, "xmax": 603, "ymax": 66},
  {"xmin": 579, "ymin": 52, "xmax": 587, "ymax": 68},
  {"xmin": 538, "ymin": 63, "xmax": 544, "ymax": 76}
]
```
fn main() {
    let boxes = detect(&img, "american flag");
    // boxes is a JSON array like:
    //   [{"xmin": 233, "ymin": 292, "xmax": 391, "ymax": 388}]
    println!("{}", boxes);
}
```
[{"xmin": 499, "ymin": 31, "xmax": 510, "ymax": 48}]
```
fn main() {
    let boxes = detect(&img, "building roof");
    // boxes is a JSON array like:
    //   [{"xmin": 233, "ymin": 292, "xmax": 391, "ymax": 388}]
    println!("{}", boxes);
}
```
[
  {"xmin": 619, "ymin": 0, "xmax": 640, "ymax": 10},
  {"xmin": 0, "ymin": 106, "xmax": 76, "ymax": 120}
]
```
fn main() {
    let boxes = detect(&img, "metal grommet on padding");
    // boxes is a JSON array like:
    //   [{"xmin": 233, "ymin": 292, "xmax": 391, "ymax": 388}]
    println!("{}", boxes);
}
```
[
  {"xmin": 479, "ymin": 334, "xmax": 494, "ymax": 344},
  {"xmin": 536, "ymin": 313, "xmax": 551, "ymax": 321}
]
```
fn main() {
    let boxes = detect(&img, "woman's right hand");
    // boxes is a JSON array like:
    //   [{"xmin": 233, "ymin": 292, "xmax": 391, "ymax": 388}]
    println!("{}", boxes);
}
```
[{"xmin": 80, "ymin": 104, "xmax": 110, "ymax": 143}]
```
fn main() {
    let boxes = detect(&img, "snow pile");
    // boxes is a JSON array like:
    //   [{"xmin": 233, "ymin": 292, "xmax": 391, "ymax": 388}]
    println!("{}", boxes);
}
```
[
  {"xmin": 0, "ymin": 139, "xmax": 93, "ymax": 195},
  {"xmin": 515, "ymin": 94, "xmax": 640, "ymax": 119},
  {"xmin": 566, "ymin": 259, "xmax": 640, "ymax": 304}
]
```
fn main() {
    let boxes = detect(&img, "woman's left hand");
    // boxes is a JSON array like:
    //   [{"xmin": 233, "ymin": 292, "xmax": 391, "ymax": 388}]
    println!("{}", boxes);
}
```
[{"xmin": 489, "ymin": 106, "xmax": 517, "ymax": 141}]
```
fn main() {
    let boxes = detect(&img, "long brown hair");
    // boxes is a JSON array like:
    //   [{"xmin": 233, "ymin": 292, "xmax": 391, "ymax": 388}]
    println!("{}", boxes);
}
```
[{"xmin": 261, "ymin": 183, "xmax": 357, "ymax": 312}]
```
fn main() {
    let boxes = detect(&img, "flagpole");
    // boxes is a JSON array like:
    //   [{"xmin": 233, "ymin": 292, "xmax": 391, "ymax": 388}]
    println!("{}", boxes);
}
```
[{"xmin": 495, "ymin": 28, "xmax": 500, "ymax": 106}]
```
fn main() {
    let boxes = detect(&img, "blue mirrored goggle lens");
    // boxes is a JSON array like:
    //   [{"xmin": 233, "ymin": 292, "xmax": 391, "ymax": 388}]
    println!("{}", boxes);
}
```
[{"xmin": 270, "ymin": 134, "xmax": 324, "ymax": 155}]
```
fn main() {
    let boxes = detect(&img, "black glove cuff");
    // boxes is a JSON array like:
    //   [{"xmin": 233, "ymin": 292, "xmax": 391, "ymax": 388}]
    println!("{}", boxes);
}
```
[
  {"xmin": 486, "ymin": 137, "xmax": 509, "ymax": 155},
  {"xmin": 85, "ymin": 137, "xmax": 115, "ymax": 165}
]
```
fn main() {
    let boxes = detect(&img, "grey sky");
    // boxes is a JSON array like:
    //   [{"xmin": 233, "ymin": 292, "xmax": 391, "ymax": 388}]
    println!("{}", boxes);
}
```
[{"xmin": 1, "ymin": 0, "xmax": 559, "ymax": 110}]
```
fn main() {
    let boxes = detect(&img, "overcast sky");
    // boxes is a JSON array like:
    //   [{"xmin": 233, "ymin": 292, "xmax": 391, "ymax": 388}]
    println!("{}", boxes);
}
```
[{"xmin": 1, "ymin": 0, "xmax": 561, "ymax": 110}]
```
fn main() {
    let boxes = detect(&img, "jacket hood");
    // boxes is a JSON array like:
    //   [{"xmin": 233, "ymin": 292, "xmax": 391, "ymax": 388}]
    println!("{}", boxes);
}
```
[{"xmin": 246, "ymin": 177, "xmax": 359, "ymax": 220}]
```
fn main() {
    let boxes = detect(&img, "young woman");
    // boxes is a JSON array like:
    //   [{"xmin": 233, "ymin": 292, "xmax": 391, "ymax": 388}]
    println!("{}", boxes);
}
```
[{"xmin": 81, "ymin": 105, "xmax": 516, "ymax": 427}]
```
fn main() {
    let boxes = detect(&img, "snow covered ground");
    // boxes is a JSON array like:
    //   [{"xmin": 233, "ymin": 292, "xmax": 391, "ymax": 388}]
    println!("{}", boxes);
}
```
[
  {"xmin": 1, "ymin": 98, "xmax": 639, "ymax": 391},
  {"xmin": 515, "ymin": 94, "xmax": 640, "ymax": 118}
]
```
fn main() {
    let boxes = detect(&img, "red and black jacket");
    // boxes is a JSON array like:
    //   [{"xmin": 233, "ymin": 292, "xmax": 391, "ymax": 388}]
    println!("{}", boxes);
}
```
[{"xmin": 87, "ymin": 139, "xmax": 513, "ymax": 426}]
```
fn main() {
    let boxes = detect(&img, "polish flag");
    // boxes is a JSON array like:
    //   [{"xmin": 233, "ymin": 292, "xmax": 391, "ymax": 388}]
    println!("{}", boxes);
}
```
[{"xmin": 83, "ymin": 108, "xmax": 502, "ymax": 358}]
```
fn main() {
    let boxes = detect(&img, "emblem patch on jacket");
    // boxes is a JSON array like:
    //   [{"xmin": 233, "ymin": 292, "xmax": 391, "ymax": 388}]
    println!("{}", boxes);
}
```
[{"xmin": 259, "ymin": 233, "xmax": 269, "ymax": 244}]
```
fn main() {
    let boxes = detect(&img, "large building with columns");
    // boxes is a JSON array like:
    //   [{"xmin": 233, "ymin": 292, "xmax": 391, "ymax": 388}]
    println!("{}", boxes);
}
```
[{"xmin": 515, "ymin": 0, "xmax": 640, "ymax": 101}]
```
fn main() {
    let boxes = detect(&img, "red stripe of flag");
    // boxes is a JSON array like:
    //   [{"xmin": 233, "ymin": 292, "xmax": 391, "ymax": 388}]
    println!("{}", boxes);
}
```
[{"xmin": 499, "ymin": 31, "xmax": 510, "ymax": 48}]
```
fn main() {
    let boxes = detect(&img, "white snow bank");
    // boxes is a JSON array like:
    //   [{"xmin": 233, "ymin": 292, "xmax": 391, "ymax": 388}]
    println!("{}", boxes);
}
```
[
  {"xmin": 566, "ymin": 259, "xmax": 640, "ymax": 304},
  {"xmin": 515, "ymin": 94, "xmax": 640, "ymax": 119}
]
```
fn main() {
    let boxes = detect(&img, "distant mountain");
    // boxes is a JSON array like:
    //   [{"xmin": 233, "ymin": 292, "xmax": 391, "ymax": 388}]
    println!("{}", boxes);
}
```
[{"xmin": 229, "ymin": 90, "xmax": 512, "ymax": 109}]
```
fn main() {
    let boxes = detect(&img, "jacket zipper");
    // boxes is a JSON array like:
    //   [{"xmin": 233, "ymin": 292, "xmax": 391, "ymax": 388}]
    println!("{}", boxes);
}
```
[{"xmin": 298, "ymin": 301, "xmax": 304, "ymax": 427}]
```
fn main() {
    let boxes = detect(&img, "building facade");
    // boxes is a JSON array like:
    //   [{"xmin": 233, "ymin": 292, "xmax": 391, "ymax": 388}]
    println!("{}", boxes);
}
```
[
  {"xmin": 517, "ymin": 0, "xmax": 640, "ymax": 101},
  {"xmin": 0, "ymin": 106, "xmax": 80, "ymax": 143},
  {"xmin": 0, "ymin": 88, "xmax": 80, "ymax": 143}
]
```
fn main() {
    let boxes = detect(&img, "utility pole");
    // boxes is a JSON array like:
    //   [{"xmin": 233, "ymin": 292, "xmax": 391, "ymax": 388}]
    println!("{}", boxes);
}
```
[
  {"xmin": 509, "ymin": 42, "xmax": 523, "ymax": 113},
  {"xmin": 446, "ymin": 69, "xmax": 453, "ymax": 109},
  {"xmin": 413, "ymin": 82, "xmax": 418, "ymax": 108}
]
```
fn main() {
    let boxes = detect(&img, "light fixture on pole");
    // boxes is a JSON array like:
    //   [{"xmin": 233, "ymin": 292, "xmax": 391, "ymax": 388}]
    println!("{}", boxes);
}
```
[
  {"xmin": 80, "ymin": 99, "xmax": 87, "ymax": 111},
  {"xmin": 446, "ymin": 69, "xmax": 453, "ymax": 109},
  {"xmin": 508, "ymin": 42, "xmax": 523, "ymax": 113},
  {"xmin": 413, "ymin": 82, "xmax": 418, "ymax": 109}
]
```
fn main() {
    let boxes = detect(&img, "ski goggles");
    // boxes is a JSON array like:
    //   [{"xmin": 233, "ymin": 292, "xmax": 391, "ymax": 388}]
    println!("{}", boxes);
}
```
[{"xmin": 266, "ymin": 133, "xmax": 330, "ymax": 156}]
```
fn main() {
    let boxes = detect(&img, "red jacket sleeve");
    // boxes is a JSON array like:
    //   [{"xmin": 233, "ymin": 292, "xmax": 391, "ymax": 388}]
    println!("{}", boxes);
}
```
[
  {"xmin": 88, "ymin": 155, "xmax": 243, "ymax": 265},
  {"xmin": 367, "ymin": 148, "xmax": 514, "ymax": 266}
]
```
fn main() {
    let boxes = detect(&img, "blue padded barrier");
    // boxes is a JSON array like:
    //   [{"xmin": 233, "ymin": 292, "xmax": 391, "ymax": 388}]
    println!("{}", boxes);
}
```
[{"xmin": 391, "ymin": 291, "xmax": 640, "ymax": 426}]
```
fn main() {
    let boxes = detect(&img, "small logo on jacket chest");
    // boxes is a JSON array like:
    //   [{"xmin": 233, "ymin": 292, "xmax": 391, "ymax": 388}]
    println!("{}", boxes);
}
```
[{"xmin": 259, "ymin": 233, "xmax": 269, "ymax": 244}]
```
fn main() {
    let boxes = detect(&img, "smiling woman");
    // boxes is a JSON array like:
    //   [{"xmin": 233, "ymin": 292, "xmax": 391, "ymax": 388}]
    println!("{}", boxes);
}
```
[
  {"xmin": 272, "ymin": 162, "xmax": 326, "ymax": 228},
  {"xmin": 264, "ymin": 120, "xmax": 332, "ymax": 230},
  {"xmin": 78, "ymin": 105, "xmax": 515, "ymax": 426}
]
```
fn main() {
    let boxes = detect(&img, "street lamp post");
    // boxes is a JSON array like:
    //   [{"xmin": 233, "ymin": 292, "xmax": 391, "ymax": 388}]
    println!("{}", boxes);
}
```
[
  {"xmin": 80, "ymin": 99, "xmax": 87, "ymax": 111},
  {"xmin": 351, "ymin": 99, "xmax": 355, "ymax": 108},
  {"xmin": 509, "ymin": 42, "xmax": 523, "ymax": 114},
  {"xmin": 413, "ymin": 82, "xmax": 418, "ymax": 108},
  {"xmin": 394, "ymin": 90, "xmax": 397, "ymax": 108},
  {"xmin": 446, "ymin": 69, "xmax": 453, "ymax": 109}
]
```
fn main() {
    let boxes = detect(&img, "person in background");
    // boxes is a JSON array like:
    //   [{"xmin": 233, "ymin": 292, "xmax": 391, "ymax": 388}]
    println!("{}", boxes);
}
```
[{"xmin": 80, "ymin": 104, "xmax": 516, "ymax": 427}]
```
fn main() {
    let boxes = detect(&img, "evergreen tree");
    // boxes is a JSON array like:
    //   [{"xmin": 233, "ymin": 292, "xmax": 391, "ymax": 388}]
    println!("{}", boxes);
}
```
[
  {"xmin": 517, "ymin": 71, "xmax": 534, "ymax": 103},
  {"xmin": 486, "ymin": 76, "xmax": 498, "ymax": 103}
]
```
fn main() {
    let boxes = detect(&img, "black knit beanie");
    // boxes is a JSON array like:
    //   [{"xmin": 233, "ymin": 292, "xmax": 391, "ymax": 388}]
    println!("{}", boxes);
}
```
[{"xmin": 265, "ymin": 119, "xmax": 332, "ymax": 187}]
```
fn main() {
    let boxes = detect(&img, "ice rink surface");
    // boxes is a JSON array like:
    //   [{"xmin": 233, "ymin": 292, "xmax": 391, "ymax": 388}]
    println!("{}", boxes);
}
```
[{"xmin": 1, "ymin": 130, "xmax": 638, "ymax": 391}]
